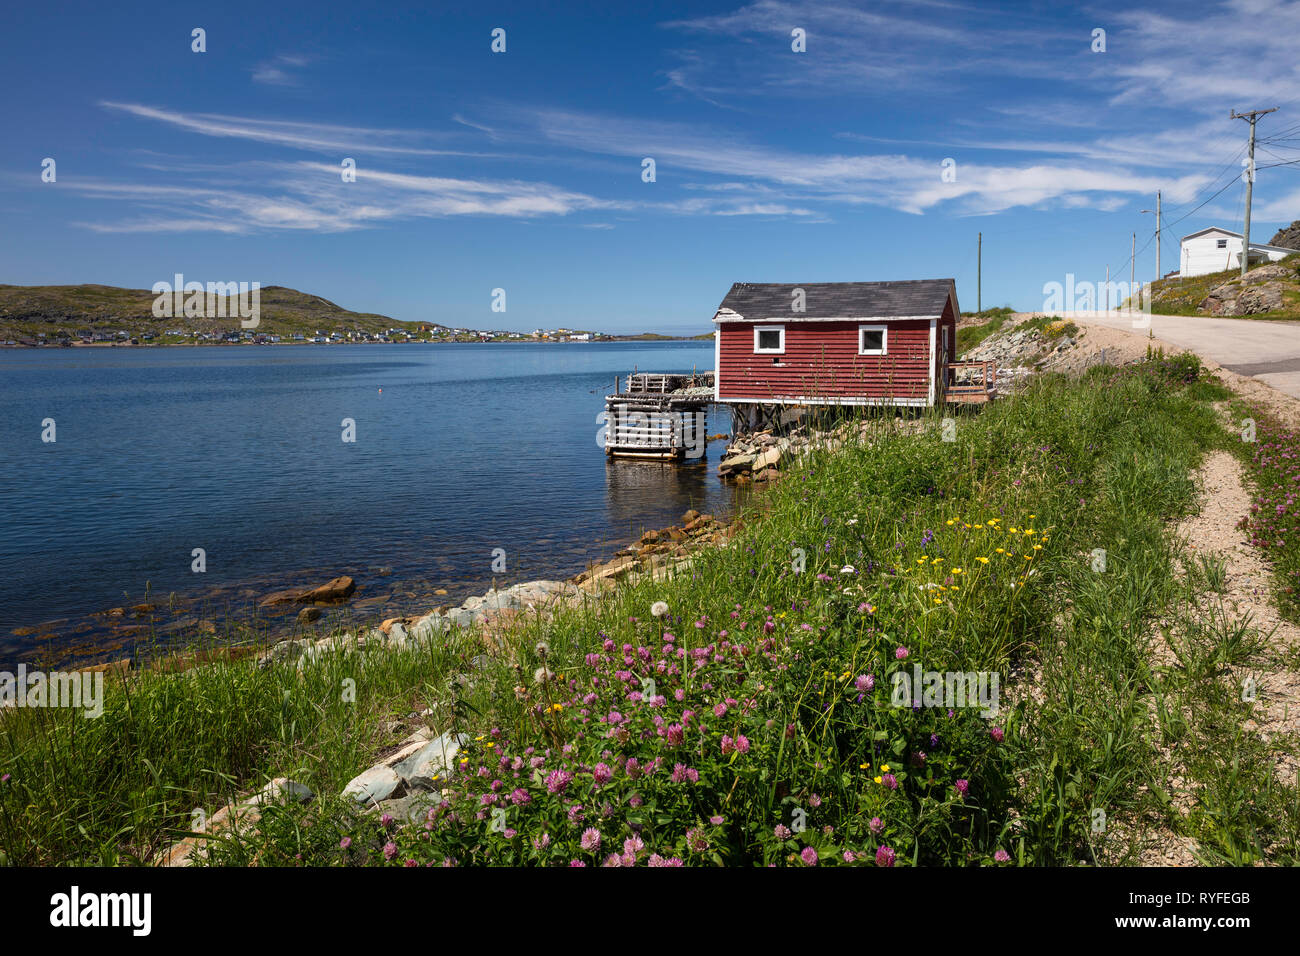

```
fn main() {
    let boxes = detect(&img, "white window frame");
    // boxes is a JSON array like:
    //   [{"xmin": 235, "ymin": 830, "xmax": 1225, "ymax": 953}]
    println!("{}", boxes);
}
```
[
  {"xmin": 753, "ymin": 325, "xmax": 785, "ymax": 354},
  {"xmin": 858, "ymin": 324, "xmax": 888, "ymax": 356}
]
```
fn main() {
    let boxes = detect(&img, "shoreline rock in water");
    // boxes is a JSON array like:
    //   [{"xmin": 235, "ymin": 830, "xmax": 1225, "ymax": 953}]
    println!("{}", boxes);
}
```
[{"xmin": 258, "ymin": 575, "xmax": 356, "ymax": 608}]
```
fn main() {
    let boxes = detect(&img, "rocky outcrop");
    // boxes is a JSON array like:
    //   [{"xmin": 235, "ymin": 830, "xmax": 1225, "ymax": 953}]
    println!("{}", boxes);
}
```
[
  {"xmin": 339, "ymin": 730, "xmax": 466, "ymax": 825},
  {"xmin": 719, "ymin": 431, "xmax": 794, "ymax": 479},
  {"xmin": 1199, "ymin": 262, "xmax": 1295, "ymax": 316},
  {"xmin": 1268, "ymin": 219, "xmax": 1300, "ymax": 251}
]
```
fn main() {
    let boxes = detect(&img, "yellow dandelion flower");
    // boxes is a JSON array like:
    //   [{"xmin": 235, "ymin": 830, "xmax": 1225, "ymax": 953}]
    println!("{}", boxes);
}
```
[
  {"xmin": 946, "ymin": 519, "xmax": 955, "ymax": 526},
  {"xmin": 874, "ymin": 776, "xmax": 883, "ymax": 784},
  {"xmin": 881, "ymin": 764, "xmax": 891, "ymax": 772},
  {"xmin": 977, "ymin": 556, "xmax": 989, "ymax": 564},
  {"xmin": 996, "ymin": 548, "xmax": 1005, "ymax": 554},
  {"xmin": 860, "ymin": 762, "xmax": 872, "ymax": 770},
  {"xmin": 951, "ymin": 585, "xmax": 960, "ymax": 591}
]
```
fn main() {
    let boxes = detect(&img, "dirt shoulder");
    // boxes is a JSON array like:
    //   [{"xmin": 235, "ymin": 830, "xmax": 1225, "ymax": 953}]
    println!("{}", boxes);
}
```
[{"xmin": 1008, "ymin": 313, "xmax": 1300, "ymax": 428}]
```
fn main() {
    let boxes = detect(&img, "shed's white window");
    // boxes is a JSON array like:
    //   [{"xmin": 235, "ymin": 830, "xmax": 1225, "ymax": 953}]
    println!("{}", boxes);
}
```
[
  {"xmin": 754, "ymin": 325, "xmax": 785, "ymax": 354},
  {"xmin": 858, "ymin": 324, "xmax": 888, "ymax": 356}
]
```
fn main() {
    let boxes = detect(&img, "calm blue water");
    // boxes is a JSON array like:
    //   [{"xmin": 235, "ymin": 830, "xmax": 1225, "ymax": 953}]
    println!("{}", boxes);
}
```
[{"xmin": 0, "ymin": 343, "xmax": 733, "ymax": 666}]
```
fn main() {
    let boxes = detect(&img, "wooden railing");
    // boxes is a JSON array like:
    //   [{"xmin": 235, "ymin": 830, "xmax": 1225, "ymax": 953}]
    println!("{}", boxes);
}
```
[
  {"xmin": 623, "ymin": 371, "xmax": 715, "ymax": 394},
  {"xmin": 945, "ymin": 361, "xmax": 997, "ymax": 403}
]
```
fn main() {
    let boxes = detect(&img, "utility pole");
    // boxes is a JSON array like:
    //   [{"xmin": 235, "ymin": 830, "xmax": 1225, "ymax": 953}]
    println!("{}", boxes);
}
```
[
  {"xmin": 1141, "ymin": 191, "xmax": 1162, "ymax": 281},
  {"xmin": 1231, "ymin": 107, "xmax": 1278, "ymax": 276},
  {"xmin": 977, "ymin": 232, "xmax": 982, "ymax": 313},
  {"xmin": 1131, "ymin": 232, "xmax": 1135, "ymax": 311},
  {"xmin": 1105, "ymin": 265, "xmax": 1109, "ymax": 312}
]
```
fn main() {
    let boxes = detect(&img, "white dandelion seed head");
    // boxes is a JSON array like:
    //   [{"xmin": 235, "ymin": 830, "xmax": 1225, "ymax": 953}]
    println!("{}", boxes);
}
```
[
  {"xmin": 533, "ymin": 666, "xmax": 553, "ymax": 685},
  {"xmin": 650, "ymin": 601, "xmax": 669, "ymax": 618},
  {"xmin": 534, "ymin": 641, "xmax": 550, "ymax": 658}
]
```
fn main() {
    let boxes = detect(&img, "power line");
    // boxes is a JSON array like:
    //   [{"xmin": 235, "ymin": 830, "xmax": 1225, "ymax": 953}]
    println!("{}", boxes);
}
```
[
  {"xmin": 1158, "ymin": 143, "xmax": 1247, "ymax": 220},
  {"xmin": 1162, "ymin": 175, "xmax": 1243, "ymax": 230}
]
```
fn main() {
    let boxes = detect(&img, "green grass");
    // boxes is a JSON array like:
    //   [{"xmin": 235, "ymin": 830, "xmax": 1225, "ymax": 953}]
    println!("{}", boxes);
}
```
[
  {"xmin": 3, "ymin": 354, "xmax": 1296, "ymax": 866},
  {"xmin": 956, "ymin": 309, "xmax": 1077, "ymax": 357},
  {"xmin": 1146, "ymin": 256, "xmax": 1300, "ymax": 319},
  {"xmin": 955, "ymin": 307, "xmax": 1016, "ymax": 353},
  {"xmin": 1237, "ymin": 409, "xmax": 1300, "ymax": 622}
]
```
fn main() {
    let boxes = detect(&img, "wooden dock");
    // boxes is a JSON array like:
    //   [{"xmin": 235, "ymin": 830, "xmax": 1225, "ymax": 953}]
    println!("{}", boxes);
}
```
[{"xmin": 603, "ymin": 371, "xmax": 714, "ymax": 460}]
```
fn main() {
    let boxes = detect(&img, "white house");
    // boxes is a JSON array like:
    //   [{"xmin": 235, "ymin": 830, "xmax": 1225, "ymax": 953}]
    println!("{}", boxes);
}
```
[{"xmin": 1178, "ymin": 227, "xmax": 1294, "ymax": 278}]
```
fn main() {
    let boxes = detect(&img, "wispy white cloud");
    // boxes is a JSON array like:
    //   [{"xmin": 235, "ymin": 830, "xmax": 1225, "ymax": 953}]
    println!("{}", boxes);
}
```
[
  {"xmin": 483, "ymin": 105, "xmax": 1207, "ymax": 215},
  {"xmin": 100, "ymin": 101, "xmax": 468, "ymax": 156},
  {"xmin": 252, "ymin": 53, "xmax": 311, "ymax": 87},
  {"xmin": 659, "ymin": 0, "xmax": 1071, "ymax": 102},
  {"xmin": 67, "ymin": 161, "xmax": 620, "ymax": 233},
  {"xmin": 1106, "ymin": 0, "xmax": 1300, "ymax": 111}
]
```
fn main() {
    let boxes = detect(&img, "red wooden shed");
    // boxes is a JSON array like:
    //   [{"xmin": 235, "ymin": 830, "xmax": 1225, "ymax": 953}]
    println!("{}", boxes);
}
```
[{"xmin": 712, "ymin": 280, "xmax": 979, "ymax": 418}]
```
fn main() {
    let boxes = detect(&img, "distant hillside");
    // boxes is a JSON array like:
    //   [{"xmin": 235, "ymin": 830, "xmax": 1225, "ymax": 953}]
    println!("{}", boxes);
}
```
[
  {"xmin": 1147, "ymin": 256, "xmax": 1300, "ymax": 319},
  {"xmin": 0, "ymin": 282, "xmax": 710, "ymax": 345},
  {"xmin": 0, "ymin": 283, "xmax": 418, "ymax": 342}
]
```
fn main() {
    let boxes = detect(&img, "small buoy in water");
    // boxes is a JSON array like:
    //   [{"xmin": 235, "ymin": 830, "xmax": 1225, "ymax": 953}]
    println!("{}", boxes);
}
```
[{"xmin": 378, "ymin": 388, "xmax": 383, "ymax": 394}]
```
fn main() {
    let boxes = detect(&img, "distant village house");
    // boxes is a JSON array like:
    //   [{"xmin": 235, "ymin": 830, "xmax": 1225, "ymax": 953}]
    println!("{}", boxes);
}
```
[{"xmin": 1177, "ymin": 227, "xmax": 1294, "ymax": 278}]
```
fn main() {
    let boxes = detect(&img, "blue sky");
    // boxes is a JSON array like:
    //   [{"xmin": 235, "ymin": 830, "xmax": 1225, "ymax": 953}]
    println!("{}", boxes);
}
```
[{"xmin": 4, "ymin": 0, "xmax": 1300, "ymax": 332}]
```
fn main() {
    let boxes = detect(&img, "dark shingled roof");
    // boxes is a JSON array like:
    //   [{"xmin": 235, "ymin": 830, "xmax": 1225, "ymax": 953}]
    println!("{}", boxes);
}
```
[{"xmin": 714, "ymin": 279, "xmax": 957, "ymax": 321}]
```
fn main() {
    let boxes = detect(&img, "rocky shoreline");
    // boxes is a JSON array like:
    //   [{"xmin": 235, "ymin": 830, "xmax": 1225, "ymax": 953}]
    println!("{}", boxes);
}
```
[
  {"xmin": 40, "ymin": 500, "xmax": 742, "ymax": 684},
  {"xmin": 155, "ymin": 504, "xmax": 744, "ymax": 865},
  {"xmin": 252, "ymin": 506, "xmax": 739, "ymax": 670}
]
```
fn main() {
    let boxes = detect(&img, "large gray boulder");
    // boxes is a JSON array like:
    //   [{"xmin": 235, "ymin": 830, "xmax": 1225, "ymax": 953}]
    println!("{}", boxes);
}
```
[
  {"xmin": 342, "ymin": 765, "xmax": 403, "ymax": 805},
  {"xmin": 408, "ymin": 613, "xmax": 450, "ymax": 641},
  {"xmin": 392, "ymin": 732, "xmax": 468, "ymax": 791}
]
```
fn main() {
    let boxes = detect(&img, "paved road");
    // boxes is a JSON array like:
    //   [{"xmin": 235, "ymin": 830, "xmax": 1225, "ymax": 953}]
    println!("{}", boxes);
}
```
[{"xmin": 1040, "ymin": 311, "xmax": 1300, "ymax": 401}]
